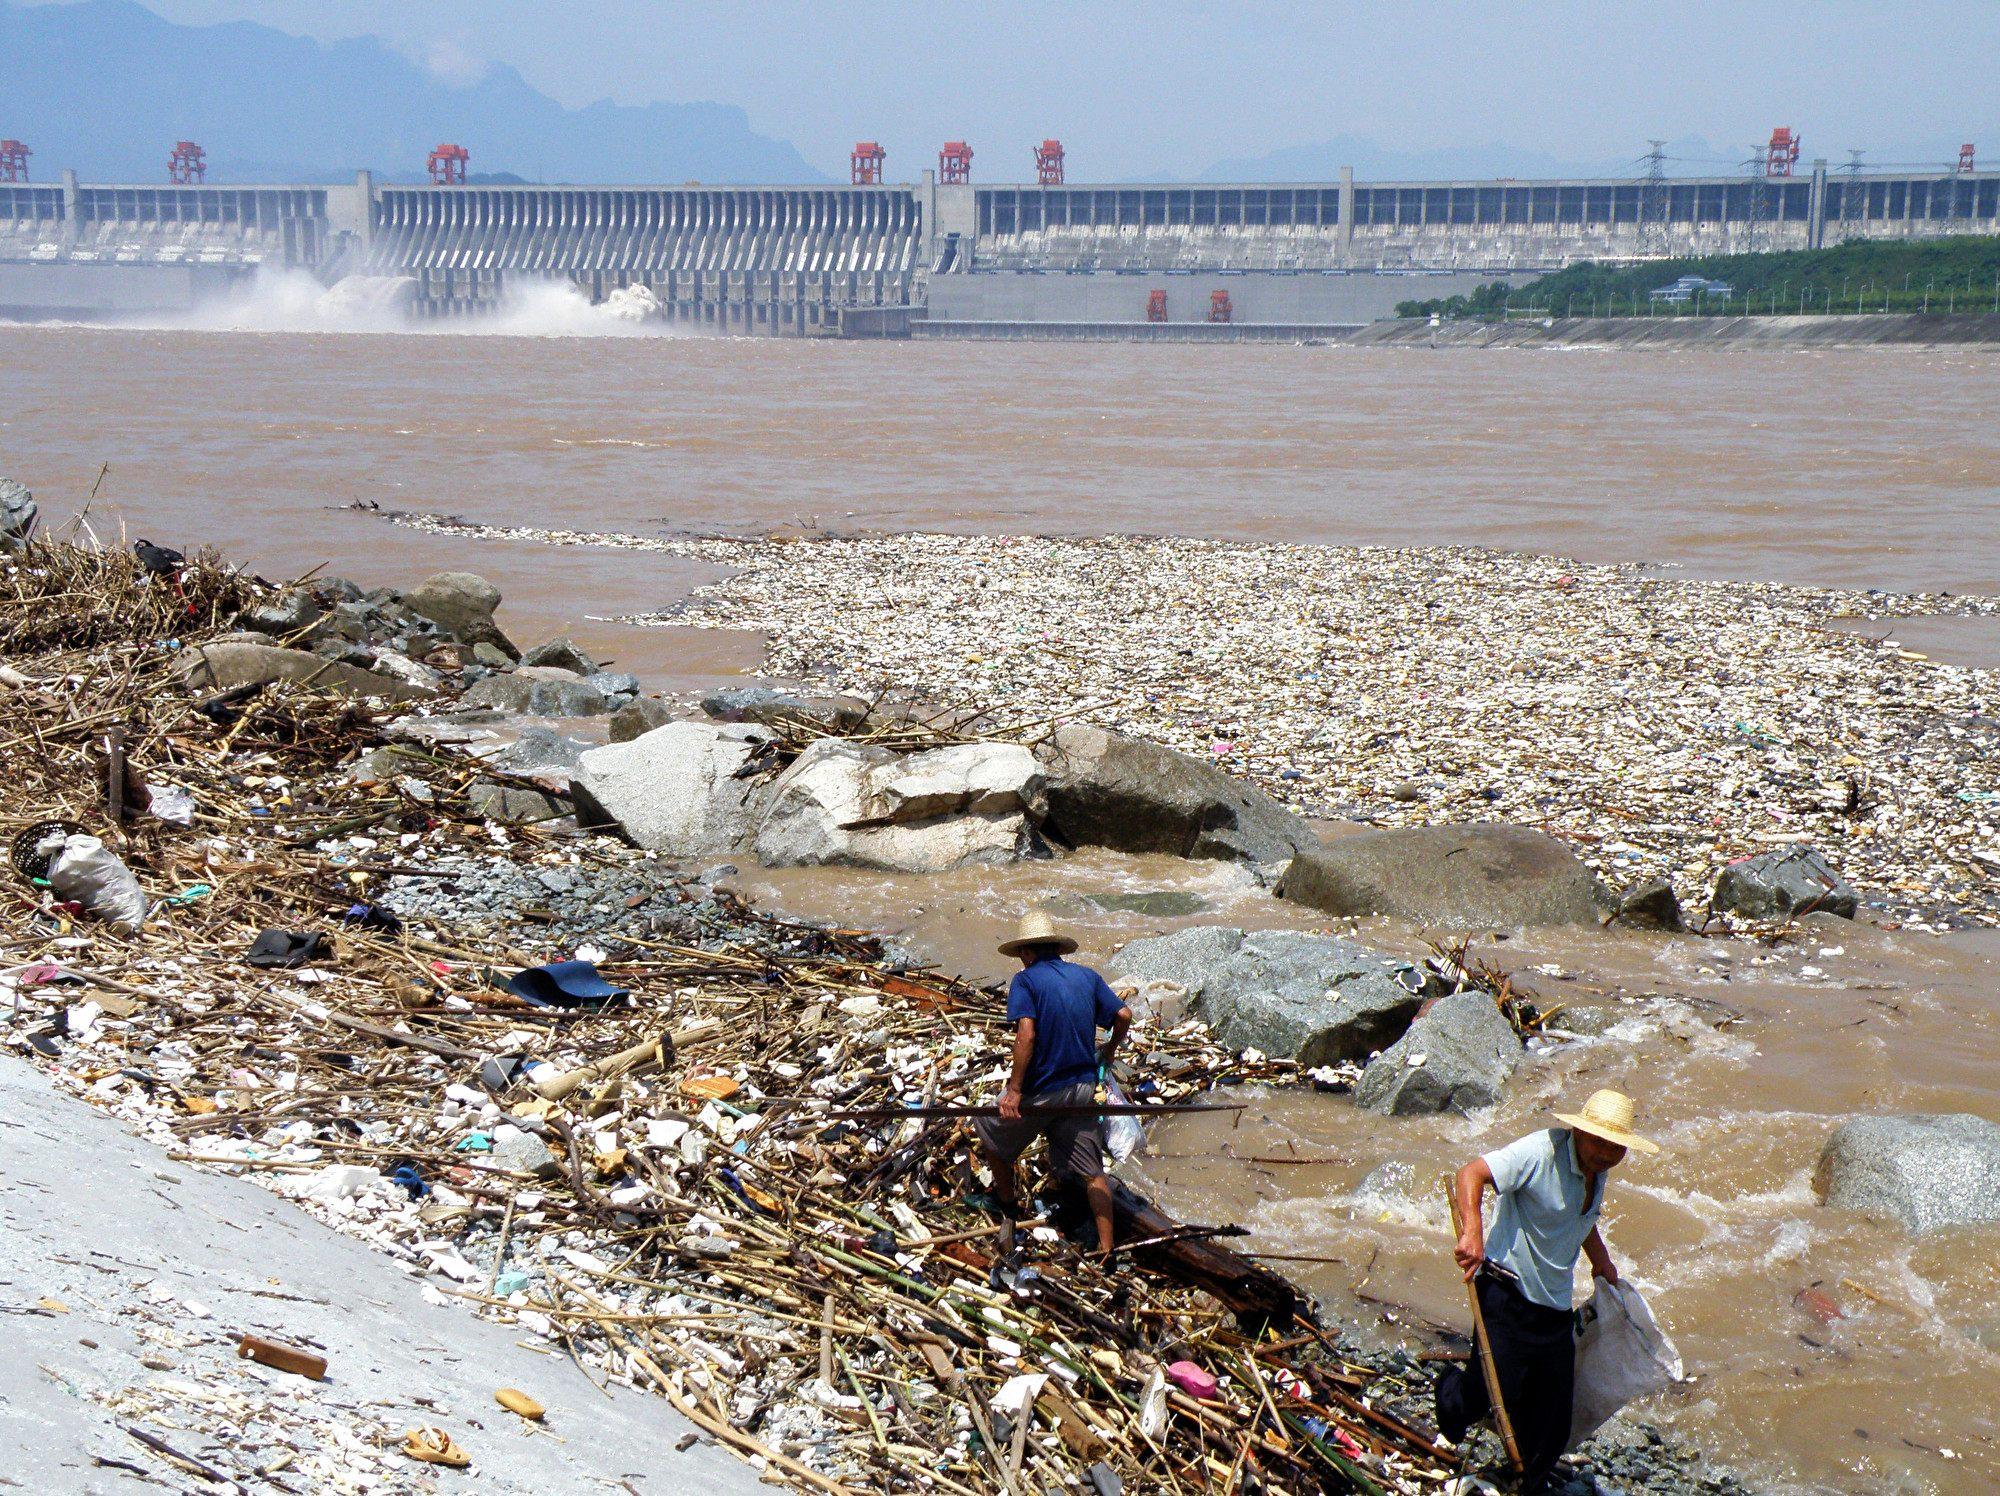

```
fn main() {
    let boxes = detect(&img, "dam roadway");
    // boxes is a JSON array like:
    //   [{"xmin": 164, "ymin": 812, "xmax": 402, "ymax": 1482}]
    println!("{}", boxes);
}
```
[{"xmin": 2, "ymin": 163, "xmax": 1996, "ymax": 333}]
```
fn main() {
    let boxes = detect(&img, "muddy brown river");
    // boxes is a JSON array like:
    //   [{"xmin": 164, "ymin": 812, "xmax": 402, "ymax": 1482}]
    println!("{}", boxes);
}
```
[{"xmin": 5, "ymin": 317, "xmax": 1999, "ymax": 1492}]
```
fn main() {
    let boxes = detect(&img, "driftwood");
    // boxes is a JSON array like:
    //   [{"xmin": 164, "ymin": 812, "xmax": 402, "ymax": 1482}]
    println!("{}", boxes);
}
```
[{"xmin": 1112, "ymin": 1182, "xmax": 1299, "ymax": 1330}]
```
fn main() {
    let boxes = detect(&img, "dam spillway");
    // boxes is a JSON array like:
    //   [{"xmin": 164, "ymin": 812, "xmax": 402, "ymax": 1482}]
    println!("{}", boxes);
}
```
[{"xmin": 2, "ymin": 164, "xmax": 1997, "ymax": 332}]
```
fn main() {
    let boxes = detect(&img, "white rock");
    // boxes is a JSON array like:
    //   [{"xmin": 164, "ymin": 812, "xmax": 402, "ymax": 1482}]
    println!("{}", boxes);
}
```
[{"xmin": 571, "ymin": 721, "xmax": 770, "ymax": 856}]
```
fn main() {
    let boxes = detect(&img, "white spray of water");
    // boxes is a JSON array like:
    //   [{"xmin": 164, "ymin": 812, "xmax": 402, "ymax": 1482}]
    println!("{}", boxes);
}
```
[{"xmin": 101, "ymin": 268, "xmax": 696, "ymax": 339}]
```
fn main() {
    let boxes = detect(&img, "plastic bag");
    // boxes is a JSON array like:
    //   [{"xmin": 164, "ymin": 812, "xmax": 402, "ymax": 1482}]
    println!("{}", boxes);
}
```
[
  {"xmin": 1569, "ymin": 1278, "xmax": 1683, "ymax": 1449},
  {"xmin": 1102, "ymin": 1073, "xmax": 1144, "ymax": 1164},
  {"xmin": 47, "ymin": 833, "xmax": 149, "ymax": 933}
]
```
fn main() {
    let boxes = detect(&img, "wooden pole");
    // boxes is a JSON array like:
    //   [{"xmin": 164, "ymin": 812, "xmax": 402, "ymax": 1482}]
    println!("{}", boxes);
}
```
[{"xmin": 1444, "ymin": 1174, "xmax": 1524, "ymax": 1474}]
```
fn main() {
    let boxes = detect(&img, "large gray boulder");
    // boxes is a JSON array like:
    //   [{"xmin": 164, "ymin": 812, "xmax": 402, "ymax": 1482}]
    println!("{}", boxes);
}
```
[
  {"xmin": 520, "ymin": 637, "xmax": 599, "ymax": 676},
  {"xmin": 463, "ymin": 666, "xmax": 609, "ymax": 718},
  {"xmin": 1110, "ymin": 926, "xmax": 1429, "ymax": 1065},
  {"xmin": 1035, "ymin": 723, "xmax": 1318, "ymax": 865},
  {"xmin": 0, "ymin": 477, "xmax": 36, "ymax": 553},
  {"xmin": 467, "ymin": 780, "xmax": 570, "ymax": 825},
  {"xmin": 237, "ymin": 589, "xmax": 325, "ymax": 640},
  {"xmin": 609, "ymin": 698, "xmax": 673, "ymax": 742},
  {"xmin": 1278, "ymin": 823, "xmax": 1611, "ymax": 928},
  {"xmin": 1813, "ymin": 1114, "xmax": 2000, "ymax": 1234},
  {"xmin": 1107, "ymin": 925, "xmax": 1248, "ymax": 995},
  {"xmin": 868, "ymin": 743, "xmax": 1046, "ymax": 822},
  {"xmin": 1714, "ymin": 847, "xmax": 1858, "ymax": 921},
  {"xmin": 570, "ymin": 722, "xmax": 769, "ymax": 857},
  {"xmin": 702, "ymin": 686, "xmax": 871, "ymax": 736},
  {"xmin": 1354, "ymin": 993, "xmax": 1525, "ymax": 1115},
  {"xmin": 492, "ymin": 726, "xmax": 590, "ymax": 781},
  {"xmin": 753, "ymin": 739, "xmax": 1044, "ymax": 874},
  {"xmin": 180, "ymin": 636, "xmax": 434, "ymax": 702},
  {"xmin": 402, "ymin": 571, "xmax": 517, "ymax": 658}
]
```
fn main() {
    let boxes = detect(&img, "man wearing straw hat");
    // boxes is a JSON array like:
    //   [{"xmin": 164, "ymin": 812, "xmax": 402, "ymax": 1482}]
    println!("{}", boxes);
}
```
[
  {"xmin": 976, "ymin": 912, "xmax": 1132, "ymax": 1257},
  {"xmin": 1436, "ymin": 1089, "xmax": 1660, "ymax": 1493}
]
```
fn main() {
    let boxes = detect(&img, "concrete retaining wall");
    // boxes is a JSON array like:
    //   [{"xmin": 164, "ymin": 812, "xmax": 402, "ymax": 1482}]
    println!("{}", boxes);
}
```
[
  {"xmin": 925, "ymin": 269, "xmax": 1508, "ymax": 328},
  {"xmin": 913, "ymin": 319, "xmax": 1350, "ymax": 343},
  {"xmin": 0, "ymin": 258, "xmax": 251, "ymax": 319}
]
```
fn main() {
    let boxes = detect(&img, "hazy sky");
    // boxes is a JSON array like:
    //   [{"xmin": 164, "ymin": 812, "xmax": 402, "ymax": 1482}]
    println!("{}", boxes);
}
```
[{"xmin": 33, "ymin": 0, "xmax": 2000, "ymax": 179}]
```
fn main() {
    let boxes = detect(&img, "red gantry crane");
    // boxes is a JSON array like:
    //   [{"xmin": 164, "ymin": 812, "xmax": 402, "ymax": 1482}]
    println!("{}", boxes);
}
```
[
  {"xmin": 852, "ymin": 141, "xmax": 886, "ymax": 185},
  {"xmin": 1764, "ymin": 127, "xmax": 1800, "ymax": 177},
  {"xmin": 0, "ymin": 139, "xmax": 28, "ymax": 184},
  {"xmin": 428, "ymin": 143, "xmax": 470, "ymax": 184},
  {"xmin": 1959, "ymin": 143, "xmax": 1977, "ymax": 173},
  {"xmin": 938, "ymin": 140, "xmax": 972, "ymax": 184},
  {"xmin": 1035, "ymin": 139, "xmax": 1065, "ymax": 185},
  {"xmin": 168, "ymin": 140, "xmax": 206, "ymax": 184}
]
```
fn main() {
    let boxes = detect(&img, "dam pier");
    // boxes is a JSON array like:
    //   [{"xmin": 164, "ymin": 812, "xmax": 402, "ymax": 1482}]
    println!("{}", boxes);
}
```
[{"xmin": 3, "ymin": 159, "xmax": 1997, "ymax": 335}]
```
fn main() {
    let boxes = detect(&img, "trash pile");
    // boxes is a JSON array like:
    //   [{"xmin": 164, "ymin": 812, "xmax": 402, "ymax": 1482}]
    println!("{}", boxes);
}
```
[
  {"xmin": 390, "ymin": 513, "xmax": 2000, "ymax": 930},
  {"xmin": 2, "ymin": 536, "xmax": 1496, "ymax": 1493}
]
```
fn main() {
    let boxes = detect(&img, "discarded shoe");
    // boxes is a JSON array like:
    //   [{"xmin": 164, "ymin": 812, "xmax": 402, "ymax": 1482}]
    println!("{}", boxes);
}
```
[
  {"xmin": 401, "ymin": 1426, "xmax": 470, "ymax": 1467},
  {"xmin": 503, "ymin": 958, "xmax": 628, "ymax": 1009},
  {"xmin": 341, "ymin": 901, "xmax": 402, "ymax": 933},
  {"xmin": 245, "ymin": 929, "xmax": 328, "ymax": 969}
]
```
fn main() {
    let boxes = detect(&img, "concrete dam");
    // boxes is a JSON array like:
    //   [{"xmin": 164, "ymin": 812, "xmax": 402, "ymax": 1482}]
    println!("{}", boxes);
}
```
[{"xmin": 3, "ymin": 163, "xmax": 1996, "ymax": 335}]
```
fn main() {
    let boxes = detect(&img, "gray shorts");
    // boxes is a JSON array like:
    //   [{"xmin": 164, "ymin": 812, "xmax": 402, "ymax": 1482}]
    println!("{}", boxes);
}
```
[{"xmin": 975, "ymin": 1081, "xmax": 1107, "ymax": 1180}]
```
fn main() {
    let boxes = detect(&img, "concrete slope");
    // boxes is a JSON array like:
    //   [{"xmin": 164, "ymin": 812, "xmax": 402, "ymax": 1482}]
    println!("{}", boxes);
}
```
[{"xmin": 0, "ymin": 1056, "xmax": 763, "ymax": 1495}]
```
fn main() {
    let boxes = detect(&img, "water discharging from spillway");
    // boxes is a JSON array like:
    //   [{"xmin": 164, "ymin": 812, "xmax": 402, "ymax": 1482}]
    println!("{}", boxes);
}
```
[{"xmin": 110, "ymin": 268, "xmax": 690, "ymax": 338}]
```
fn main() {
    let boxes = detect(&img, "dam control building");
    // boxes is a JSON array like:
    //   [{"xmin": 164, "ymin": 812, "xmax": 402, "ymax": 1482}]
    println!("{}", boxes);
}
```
[{"xmin": 2, "ymin": 156, "xmax": 1997, "ymax": 335}]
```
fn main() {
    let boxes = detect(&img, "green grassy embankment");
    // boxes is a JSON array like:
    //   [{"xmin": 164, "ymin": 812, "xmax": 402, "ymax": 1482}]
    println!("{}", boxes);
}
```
[{"xmin": 1397, "ymin": 235, "xmax": 2000, "ymax": 320}]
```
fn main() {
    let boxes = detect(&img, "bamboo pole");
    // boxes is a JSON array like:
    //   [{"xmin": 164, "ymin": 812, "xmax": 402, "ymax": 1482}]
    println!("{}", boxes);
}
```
[{"xmin": 1443, "ymin": 1173, "xmax": 1523, "ymax": 1474}]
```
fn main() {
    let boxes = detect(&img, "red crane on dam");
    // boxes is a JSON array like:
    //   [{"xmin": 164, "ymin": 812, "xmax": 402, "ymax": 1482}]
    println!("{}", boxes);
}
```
[
  {"xmin": 852, "ymin": 141, "xmax": 886, "ymax": 185},
  {"xmin": 0, "ymin": 139, "xmax": 28, "ymax": 184},
  {"xmin": 1035, "ymin": 139, "xmax": 1066, "ymax": 185},
  {"xmin": 1959, "ymin": 143, "xmax": 1977, "ymax": 173},
  {"xmin": 168, "ymin": 140, "xmax": 206, "ymax": 185},
  {"xmin": 428, "ymin": 143, "xmax": 470, "ymax": 185},
  {"xmin": 1764, "ymin": 128, "xmax": 1800, "ymax": 177},
  {"xmin": 939, "ymin": 141, "xmax": 972, "ymax": 184}
]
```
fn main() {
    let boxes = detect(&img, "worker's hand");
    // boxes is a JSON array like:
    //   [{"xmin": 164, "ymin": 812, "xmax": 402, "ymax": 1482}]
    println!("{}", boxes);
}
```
[
  {"xmin": 1454, "ymin": 1229, "xmax": 1485, "ymax": 1283},
  {"xmin": 1592, "ymin": 1258, "xmax": 1621, "ymax": 1285},
  {"xmin": 999, "ymin": 1087, "xmax": 1023, "ymax": 1122}
]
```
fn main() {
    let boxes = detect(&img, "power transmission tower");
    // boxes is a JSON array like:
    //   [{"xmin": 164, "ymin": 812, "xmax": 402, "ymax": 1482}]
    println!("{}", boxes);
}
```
[
  {"xmin": 1742, "ymin": 149, "xmax": 1771, "ymax": 254},
  {"xmin": 1638, "ymin": 139, "xmax": 1671, "ymax": 256}
]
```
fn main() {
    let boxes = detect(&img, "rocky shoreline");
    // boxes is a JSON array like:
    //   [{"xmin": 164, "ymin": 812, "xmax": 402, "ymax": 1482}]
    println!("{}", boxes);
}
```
[
  {"xmin": 7, "ymin": 512, "xmax": 1986, "ymax": 1493},
  {"xmin": 386, "ymin": 512, "xmax": 2000, "ymax": 931}
]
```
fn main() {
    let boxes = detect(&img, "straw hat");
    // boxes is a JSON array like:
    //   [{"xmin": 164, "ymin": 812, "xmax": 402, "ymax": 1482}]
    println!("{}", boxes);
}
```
[
  {"xmin": 1555, "ymin": 1089, "xmax": 1660, "ymax": 1155},
  {"xmin": 997, "ymin": 911, "xmax": 1078, "ymax": 958}
]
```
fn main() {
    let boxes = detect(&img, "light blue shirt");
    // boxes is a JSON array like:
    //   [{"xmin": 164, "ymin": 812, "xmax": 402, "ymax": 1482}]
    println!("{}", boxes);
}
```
[{"xmin": 1482, "ymin": 1128, "xmax": 1603, "ymax": 1311}]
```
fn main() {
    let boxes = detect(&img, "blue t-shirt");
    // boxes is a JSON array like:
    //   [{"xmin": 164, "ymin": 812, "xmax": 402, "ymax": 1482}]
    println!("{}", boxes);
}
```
[
  {"xmin": 1007, "ymin": 957, "xmax": 1127, "ymax": 1095},
  {"xmin": 1482, "ymin": 1128, "xmax": 1605, "ymax": 1310}
]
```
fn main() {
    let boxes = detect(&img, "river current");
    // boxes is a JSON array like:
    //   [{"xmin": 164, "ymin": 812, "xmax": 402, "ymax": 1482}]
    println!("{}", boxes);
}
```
[{"xmin": 4, "ymin": 317, "xmax": 2000, "ymax": 1492}]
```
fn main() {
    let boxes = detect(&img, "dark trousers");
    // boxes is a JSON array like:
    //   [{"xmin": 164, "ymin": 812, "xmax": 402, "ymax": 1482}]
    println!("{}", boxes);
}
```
[{"xmin": 1435, "ymin": 1268, "xmax": 1576, "ymax": 1492}]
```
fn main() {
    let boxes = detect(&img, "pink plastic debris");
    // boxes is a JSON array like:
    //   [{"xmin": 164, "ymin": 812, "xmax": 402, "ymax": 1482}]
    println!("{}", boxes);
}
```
[{"xmin": 1166, "ymin": 1359, "xmax": 1217, "ymax": 1400}]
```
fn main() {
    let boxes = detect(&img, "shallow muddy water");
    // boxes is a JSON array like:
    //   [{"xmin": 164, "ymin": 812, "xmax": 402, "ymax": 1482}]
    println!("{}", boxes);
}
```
[
  {"xmin": 7, "ymin": 321, "xmax": 2000, "ymax": 1491},
  {"xmin": 744, "ymin": 855, "xmax": 2000, "ymax": 1495}
]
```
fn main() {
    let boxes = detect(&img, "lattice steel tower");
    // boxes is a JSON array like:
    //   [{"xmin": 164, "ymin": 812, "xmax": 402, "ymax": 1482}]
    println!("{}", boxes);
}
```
[{"xmin": 1637, "ymin": 140, "xmax": 1670, "ymax": 255}]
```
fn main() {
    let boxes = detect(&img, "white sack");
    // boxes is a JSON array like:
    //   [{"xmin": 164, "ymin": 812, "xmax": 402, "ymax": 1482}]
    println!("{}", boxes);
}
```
[
  {"xmin": 48, "ymin": 833, "xmax": 149, "ymax": 932},
  {"xmin": 1570, "ymin": 1278, "xmax": 1683, "ymax": 1449},
  {"xmin": 1102, "ymin": 1074, "xmax": 1144, "ymax": 1164}
]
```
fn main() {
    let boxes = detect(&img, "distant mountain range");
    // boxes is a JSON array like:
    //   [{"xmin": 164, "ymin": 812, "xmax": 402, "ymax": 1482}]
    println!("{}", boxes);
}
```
[{"xmin": 0, "ymin": 0, "xmax": 827, "ymax": 184}]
